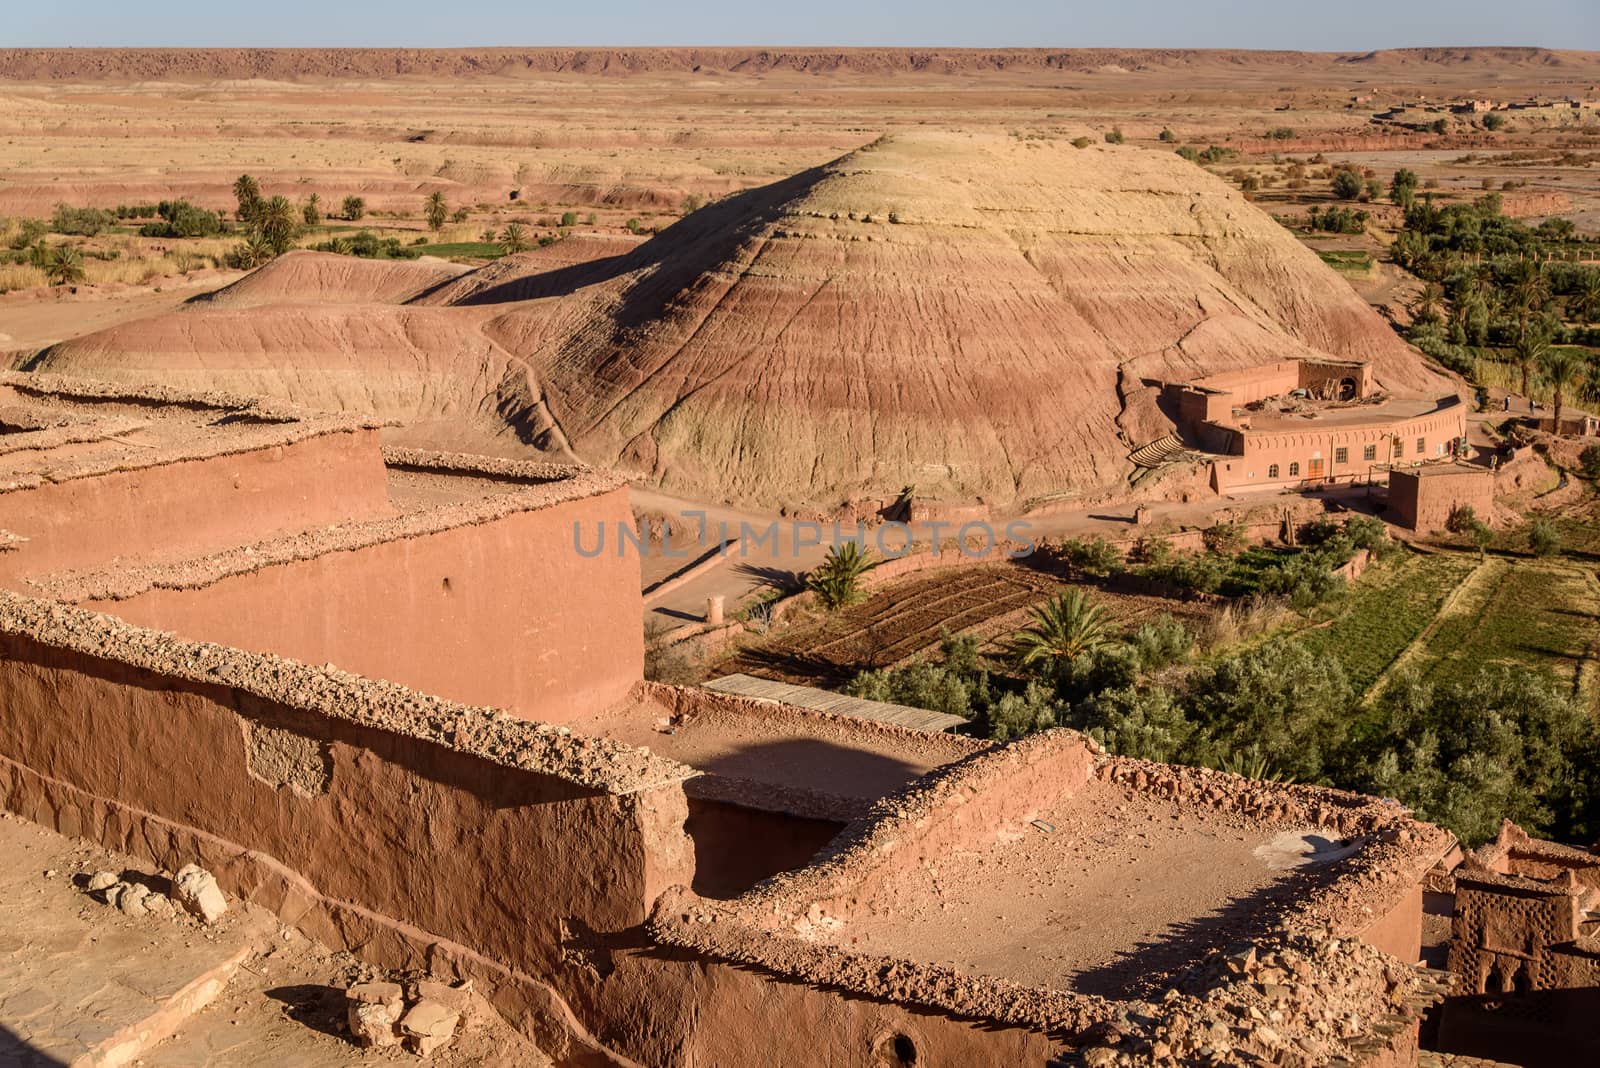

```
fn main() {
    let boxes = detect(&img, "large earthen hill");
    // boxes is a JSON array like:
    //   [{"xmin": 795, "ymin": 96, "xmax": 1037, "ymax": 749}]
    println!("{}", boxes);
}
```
[{"xmin": 33, "ymin": 131, "xmax": 1452, "ymax": 509}]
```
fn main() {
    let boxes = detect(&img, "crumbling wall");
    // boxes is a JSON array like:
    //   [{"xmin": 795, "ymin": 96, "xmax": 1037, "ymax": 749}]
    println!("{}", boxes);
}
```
[
  {"xmin": 78, "ymin": 486, "xmax": 642, "ymax": 724},
  {"xmin": 1188, "ymin": 361, "xmax": 1302, "ymax": 406},
  {"xmin": 750, "ymin": 731, "xmax": 1099, "ymax": 927},
  {"xmin": 0, "ymin": 427, "xmax": 392, "ymax": 586},
  {"xmin": 0, "ymin": 595, "xmax": 694, "ymax": 1064},
  {"xmin": 1297, "ymin": 359, "xmax": 1371, "ymax": 399},
  {"xmin": 610, "ymin": 921, "xmax": 1066, "ymax": 1065}
]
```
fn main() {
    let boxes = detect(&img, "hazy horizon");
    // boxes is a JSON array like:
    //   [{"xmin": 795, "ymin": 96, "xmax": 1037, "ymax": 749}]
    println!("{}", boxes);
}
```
[{"xmin": 9, "ymin": 0, "xmax": 1597, "ymax": 52}]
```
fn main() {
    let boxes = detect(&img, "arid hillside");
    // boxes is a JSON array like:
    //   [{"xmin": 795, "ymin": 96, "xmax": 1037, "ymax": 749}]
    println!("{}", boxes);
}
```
[
  {"xmin": 514, "ymin": 132, "xmax": 1448, "ymax": 506},
  {"xmin": 4, "ymin": 46, "xmax": 1598, "ymax": 84},
  {"xmin": 34, "ymin": 132, "xmax": 1451, "ymax": 510}
]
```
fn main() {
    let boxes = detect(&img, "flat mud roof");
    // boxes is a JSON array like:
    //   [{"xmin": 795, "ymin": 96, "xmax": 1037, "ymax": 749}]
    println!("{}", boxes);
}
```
[
  {"xmin": 1240, "ymin": 394, "xmax": 1454, "ymax": 432},
  {"xmin": 568, "ymin": 683, "xmax": 985, "ymax": 821},
  {"xmin": 0, "ymin": 372, "xmax": 372, "ymax": 492},
  {"xmin": 651, "ymin": 732, "xmax": 1453, "ymax": 1028},
  {"xmin": 833, "ymin": 775, "xmax": 1367, "ymax": 996}
]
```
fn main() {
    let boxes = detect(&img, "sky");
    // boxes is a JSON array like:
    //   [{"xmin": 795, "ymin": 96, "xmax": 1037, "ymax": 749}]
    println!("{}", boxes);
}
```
[{"xmin": 8, "ymin": 0, "xmax": 1597, "ymax": 51}]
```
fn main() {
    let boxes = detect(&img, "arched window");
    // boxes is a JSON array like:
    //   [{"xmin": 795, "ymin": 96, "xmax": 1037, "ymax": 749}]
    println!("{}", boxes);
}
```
[
  {"xmin": 1288, "ymin": 462, "xmax": 1300, "ymax": 477},
  {"xmin": 1268, "ymin": 464, "xmax": 1279, "ymax": 479}
]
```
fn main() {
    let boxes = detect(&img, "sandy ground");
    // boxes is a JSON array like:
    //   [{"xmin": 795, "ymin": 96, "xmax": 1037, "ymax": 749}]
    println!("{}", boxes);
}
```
[
  {"xmin": 0, "ymin": 274, "xmax": 231, "ymax": 360},
  {"xmin": 837, "ymin": 777, "xmax": 1361, "ymax": 998},
  {"xmin": 0, "ymin": 811, "xmax": 546, "ymax": 1067}
]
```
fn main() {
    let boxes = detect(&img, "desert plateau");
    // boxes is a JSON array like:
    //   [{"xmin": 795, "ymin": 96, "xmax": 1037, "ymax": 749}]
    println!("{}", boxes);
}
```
[{"xmin": 2, "ymin": 20, "xmax": 1600, "ymax": 1068}]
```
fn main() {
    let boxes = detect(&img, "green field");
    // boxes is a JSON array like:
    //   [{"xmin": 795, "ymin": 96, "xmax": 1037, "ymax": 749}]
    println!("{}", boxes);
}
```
[
  {"xmin": 1314, "ymin": 248, "xmax": 1375, "ymax": 274},
  {"xmin": 1412, "ymin": 555, "xmax": 1599, "ymax": 695},
  {"xmin": 1293, "ymin": 551, "xmax": 1477, "ymax": 695},
  {"xmin": 1550, "ymin": 495, "xmax": 1600, "ymax": 558}
]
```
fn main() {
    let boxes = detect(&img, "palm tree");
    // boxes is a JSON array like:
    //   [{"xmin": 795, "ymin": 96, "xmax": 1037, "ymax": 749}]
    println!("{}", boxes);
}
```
[
  {"xmin": 424, "ymin": 191, "xmax": 448, "ymax": 232},
  {"xmin": 1009, "ymin": 589, "xmax": 1112, "ymax": 674},
  {"xmin": 1539, "ymin": 347, "xmax": 1585, "ymax": 430},
  {"xmin": 1512, "ymin": 331, "xmax": 1550, "ymax": 400},
  {"xmin": 805, "ymin": 542, "xmax": 877, "ymax": 610},
  {"xmin": 498, "ymin": 222, "xmax": 530, "ymax": 254},
  {"xmin": 1571, "ymin": 272, "xmax": 1600, "ymax": 327},
  {"xmin": 229, "ymin": 232, "xmax": 272, "ymax": 269},
  {"xmin": 1410, "ymin": 280, "xmax": 1446, "ymax": 325},
  {"xmin": 301, "ymin": 193, "xmax": 322, "ymax": 226},
  {"xmin": 34, "ymin": 243, "xmax": 85, "ymax": 286},
  {"xmin": 1509, "ymin": 261, "xmax": 1550, "ymax": 344},
  {"xmin": 253, "ymin": 195, "xmax": 299, "ymax": 256},
  {"xmin": 232, "ymin": 174, "xmax": 262, "ymax": 222}
]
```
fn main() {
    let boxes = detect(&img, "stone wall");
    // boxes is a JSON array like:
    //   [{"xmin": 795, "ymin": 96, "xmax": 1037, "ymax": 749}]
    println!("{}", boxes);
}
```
[
  {"xmin": 0, "ymin": 427, "xmax": 393, "ymax": 587},
  {"xmin": 73, "ymin": 484, "xmax": 643, "ymax": 725},
  {"xmin": 0, "ymin": 593, "xmax": 694, "ymax": 1065},
  {"xmin": 1388, "ymin": 467, "xmax": 1496, "ymax": 534}
]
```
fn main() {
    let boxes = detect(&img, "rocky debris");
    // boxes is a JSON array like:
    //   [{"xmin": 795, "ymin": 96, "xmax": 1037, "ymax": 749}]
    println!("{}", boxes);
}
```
[
  {"xmin": 173, "ymin": 864, "xmax": 228, "ymax": 924},
  {"xmin": 109, "ymin": 881, "xmax": 151, "ymax": 917},
  {"xmin": 345, "ymin": 978, "xmax": 469, "ymax": 1056},
  {"xmin": 1058, "ymin": 927, "xmax": 1444, "ymax": 1067},
  {"xmin": 84, "ymin": 869, "xmax": 180, "ymax": 920},
  {"xmin": 400, "ymin": 998, "xmax": 462, "ymax": 1056},
  {"xmin": 347, "ymin": 982, "xmax": 405, "ymax": 1048}
]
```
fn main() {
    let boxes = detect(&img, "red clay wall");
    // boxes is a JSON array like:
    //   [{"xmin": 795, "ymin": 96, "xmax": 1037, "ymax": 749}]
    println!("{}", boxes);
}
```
[
  {"xmin": 85, "ymin": 487, "xmax": 642, "ymax": 723},
  {"xmin": 603, "ymin": 951, "xmax": 1061, "ymax": 1066},
  {"xmin": 1213, "ymin": 403, "xmax": 1467, "ymax": 492},
  {"xmin": 1356, "ymin": 885, "xmax": 1424, "ymax": 964},
  {"xmin": 1388, "ymin": 470, "xmax": 1496, "ymax": 534},
  {"xmin": 0, "ymin": 624, "xmax": 693, "ymax": 1065},
  {"xmin": 0, "ymin": 428, "xmax": 392, "ymax": 587}
]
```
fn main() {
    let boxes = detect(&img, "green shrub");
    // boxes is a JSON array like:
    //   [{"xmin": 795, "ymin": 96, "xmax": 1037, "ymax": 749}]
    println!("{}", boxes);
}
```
[
  {"xmin": 1202, "ymin": 520, "xmax": 1247, "ymax": 555},
  {"xmin": 1446, "ymin": 504, "xmax": 1477, "ymax": 533},
  {"xmin": 341, "ymin": 195, "xmax": 366, "ymax": 221},
  {"xmin": 1130, "ymin": 614, "xmax": 1193, "ymax": 672},
  {"xmin": 139, "ymin": 200, "xmax": 225, "ymax": 238},
  {"xmin": 8, "ymin": 219, "xmax": 46, "ymax": 250},
  {"xmin": 50, "ymin": 204, "xmax": 115, "ymax": 237},
  {"xmin": 1358, "ymin": 667, "xmax": 1588, "ymax": 844},
  {"xmin": 1057, "ymin": 535, "xmax": 1124, "ymax": 577},
  {"xmin": 1185, "ymin": 640, "xmax": 1354, "ymax": 784},
  {"xmin": 1331, "ymin": 168, "xmax": 1364, "ymax": 200},
  {"xmin": 1140, "ymin": 551, "xmax": 1226, "ymax": 593},
  {"xmin": 1072, "ymin": 685, "xmax": 1196, "ymax": 763},
  {"xmin": 1103, "ymin": 127, "xmax": 1124, "ymax": 145},
  {"xmin": 1528, "ymin": 519, "xmax": 1562, "ymax": 557},
  {"xmin": 1579, "ymin": 444, "xmax": 1600, "ymax": 480}
]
